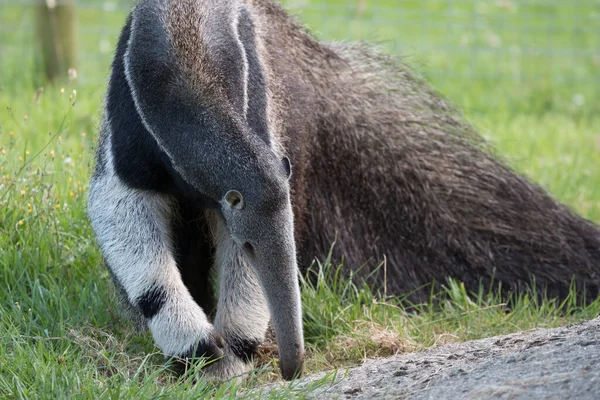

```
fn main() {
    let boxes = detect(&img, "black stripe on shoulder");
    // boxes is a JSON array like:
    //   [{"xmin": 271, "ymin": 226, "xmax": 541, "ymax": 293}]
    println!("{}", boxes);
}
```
[
  {"xmin": 137, "ymin": 286, "xmax": 167, "ymax": 319},
  {"xmin": 107, "ymin": 13, "xmax": 178, "ymax": 194},
  {"xmin": 237, "ymin": 7, "xmax": 270, "ymax": 145}
]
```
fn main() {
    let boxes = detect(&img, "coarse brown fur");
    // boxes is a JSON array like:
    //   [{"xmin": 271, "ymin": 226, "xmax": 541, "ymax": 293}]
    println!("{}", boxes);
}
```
[{"xmin": 240, "ymin": 0, "xmax": 600, "ymax": 302}]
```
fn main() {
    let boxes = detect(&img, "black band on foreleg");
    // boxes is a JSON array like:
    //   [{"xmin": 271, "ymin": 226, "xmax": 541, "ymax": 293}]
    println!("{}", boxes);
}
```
[
  {"xmin": 178, "ymin": 331, "xmax": 225, "ymax": 361},
  {"xmin": 136, "ymin": 286, "xmax": 168, "ymax": 319},
  {"xmin": 228, "ymin": 336, "xmax": 261, "ymax": 363}
]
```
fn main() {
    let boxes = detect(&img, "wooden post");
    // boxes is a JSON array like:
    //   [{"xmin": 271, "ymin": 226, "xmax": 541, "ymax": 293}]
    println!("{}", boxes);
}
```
[
  {"xmin": 35, "ymin": 0, "xmax": 77, "ymax": 82},
  {"xmin": 357, "ymin": 0, "xmax": 366, "ymax": 16}
]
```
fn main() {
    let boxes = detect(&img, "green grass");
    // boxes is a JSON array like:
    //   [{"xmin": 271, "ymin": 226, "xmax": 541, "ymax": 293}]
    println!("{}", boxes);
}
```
[{"xmin": 1, "ymin": 0, "xmax": 600, "ymax": 398}]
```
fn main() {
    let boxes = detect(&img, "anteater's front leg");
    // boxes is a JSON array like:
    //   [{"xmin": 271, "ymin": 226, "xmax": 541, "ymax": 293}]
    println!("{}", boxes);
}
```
[
  {"xmin": 88, "ymin": 172, "xmax": 224, "ymax": 363},
  {"xmin": 202, "ymin": 211, "xmax": 271, "ymax": 380}
]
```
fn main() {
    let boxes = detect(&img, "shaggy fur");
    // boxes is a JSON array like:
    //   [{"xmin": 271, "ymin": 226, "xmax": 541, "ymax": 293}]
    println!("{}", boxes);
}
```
[{"xmin": 247, "ymin": 1, "xmax": 600, "ymax": 302}]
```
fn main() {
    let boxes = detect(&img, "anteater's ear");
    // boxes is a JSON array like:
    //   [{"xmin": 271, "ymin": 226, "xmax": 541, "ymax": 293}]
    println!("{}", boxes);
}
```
[{"xmin": 282, "ymin": 156, "xmax": 292, "ymax": 180}]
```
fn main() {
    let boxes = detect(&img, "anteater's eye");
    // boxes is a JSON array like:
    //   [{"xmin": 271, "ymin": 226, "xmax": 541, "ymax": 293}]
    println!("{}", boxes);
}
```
[
  {"xmin": 225, "ymin": 190, "xmax": 245, "ymax": 210},
  {"xmin": 282, "ymin": 156, "xmax": 292, "ymax": 179},
  {"xmin": 243, "ymin": 242, "xmax": 255, "ymax": 256}
]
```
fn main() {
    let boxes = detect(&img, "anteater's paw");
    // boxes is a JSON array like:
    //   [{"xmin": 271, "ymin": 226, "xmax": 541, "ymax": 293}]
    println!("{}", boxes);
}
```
[
  {"xmin": 182, "ymin": 329, "xmax": 226, "ymax": 360},
  {"xmin": 199, "ymin": 335, "xmax": 261, "ymax": 382},
  {"xmin": 199, "ymin": 347, "xmax": 253, "ymax": 383},
  {"xmin": 147, "ymin": 298, "xmax": 225, "ymax": 367},
  {"xmin": 169, "ymin": 329, "xmax": 226, "ymax": 375}
]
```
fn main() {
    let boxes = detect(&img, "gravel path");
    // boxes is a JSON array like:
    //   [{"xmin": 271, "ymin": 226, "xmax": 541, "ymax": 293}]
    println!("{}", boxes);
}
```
[{"xmin": 258, "ymin": 318, "xmax": 600, "ymax": 399}]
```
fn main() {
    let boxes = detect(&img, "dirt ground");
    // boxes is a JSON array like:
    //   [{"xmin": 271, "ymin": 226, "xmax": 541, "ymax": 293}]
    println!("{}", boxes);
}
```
[{"xmin": 258, "ymin": 318, "xmax": 600, "ymax": 399}]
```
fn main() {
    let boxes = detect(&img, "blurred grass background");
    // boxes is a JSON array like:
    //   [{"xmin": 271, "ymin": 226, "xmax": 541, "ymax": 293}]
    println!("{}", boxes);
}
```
[
  {"xmin": 1, "ymin": 0, "xmax": 599, "ymax": 214},
  {"xmin": 2, "ymin": 0, "xmax": 599, "ymax": 114},
  {"xmin": 0, "ymin": 1, "xmax": 599, "ymax": 398}
]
